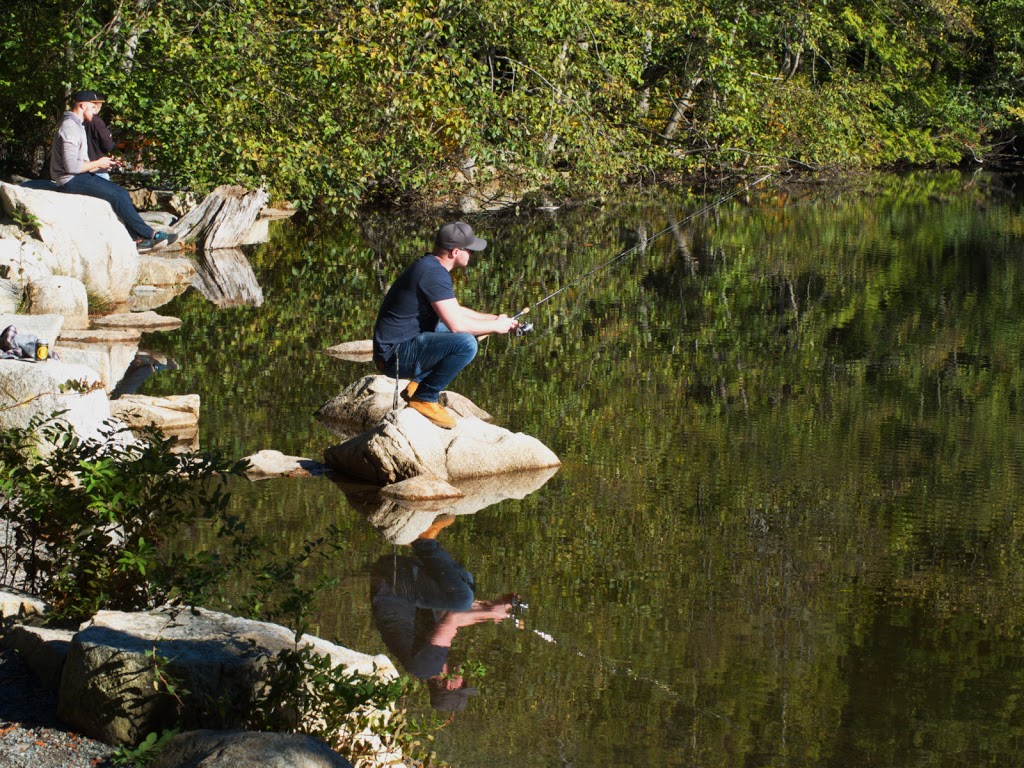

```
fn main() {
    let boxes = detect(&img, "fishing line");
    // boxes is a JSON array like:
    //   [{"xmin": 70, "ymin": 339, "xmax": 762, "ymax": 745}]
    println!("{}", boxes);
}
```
[{"xmin": 511, "ymin": 173, "xmax": 773, "ymax": 324}]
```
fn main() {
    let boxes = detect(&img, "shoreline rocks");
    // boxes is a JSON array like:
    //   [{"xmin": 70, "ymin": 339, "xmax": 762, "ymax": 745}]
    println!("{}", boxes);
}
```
[{"xmin": 0, "ymin": 593, "xmax": 380, "ymax": 767}]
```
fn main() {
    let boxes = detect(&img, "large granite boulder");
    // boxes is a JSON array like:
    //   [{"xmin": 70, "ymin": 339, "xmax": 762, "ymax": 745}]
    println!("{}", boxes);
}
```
[
  {"xmin": 323, "ymin": 406, "xmax": 560, "ymax": 485},
  {"xmin": 0, "ymin": 358, "xmax": 117, "ymax": 445},
  {"xmin": 110, "ymin": 393, "xmax": 200, "ymax": 433},
  {"xmin": 315, "ymin": 375, "xmax": 492, "ymax": 438},
  {"xmin": 110, "ymin": 394, "xmax": 200, "ymax": 452},
  {"xmin": 0, "ymin": 312, "xmax": 63, "ymax": 343},
  {"xmin": 57, "ymin": 607, "xmax": 397, "ymax": 746},
  {"xmin": 150, "ymin": 730, "xmax": 354, "ymax": 768},
  {"xmin": 0, "ymin": 182, "xmax": 140, "ymax": 305}
]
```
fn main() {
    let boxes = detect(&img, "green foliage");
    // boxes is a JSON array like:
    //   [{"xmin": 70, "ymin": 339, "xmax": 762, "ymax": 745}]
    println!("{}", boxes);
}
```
[
  {"xmin": 110, "ymin": 729, "xmax": 180, "ymax": 768},
  {"xmin": 9, "ymin": 202, "xmax": 41, "ymax": 238},
  {"xmin": 0, "ymin": 0, "xmax": 1020, "ymax": 209},
  {"xmin": 244, "ymin": 643, "xmax": 453, "ymax": 768},
  {"xmin": 0, "ymin": 414, "xmax": 247, "ymax": 620}
]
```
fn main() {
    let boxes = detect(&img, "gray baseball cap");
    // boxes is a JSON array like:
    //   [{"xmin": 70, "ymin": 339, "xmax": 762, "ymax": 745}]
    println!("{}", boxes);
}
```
[{"xmin": 435, "ymin": 222, "xmax": 487, "ymax": 251}]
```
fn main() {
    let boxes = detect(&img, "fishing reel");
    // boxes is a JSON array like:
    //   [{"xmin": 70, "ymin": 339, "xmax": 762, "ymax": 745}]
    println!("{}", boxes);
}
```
[
  {"xmin": 512, "ymin": 307, "xmax": 533, "ymax": 336},
  {"xmin": 510, "ymin": 596, "xmax": 529, "ymax": 618}
]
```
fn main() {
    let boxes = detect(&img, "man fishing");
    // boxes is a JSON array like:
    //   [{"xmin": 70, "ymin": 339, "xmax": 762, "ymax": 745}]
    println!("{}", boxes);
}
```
[{"xmin": 372, "ymin": 221, "xmax": 519, "ymax": 429}]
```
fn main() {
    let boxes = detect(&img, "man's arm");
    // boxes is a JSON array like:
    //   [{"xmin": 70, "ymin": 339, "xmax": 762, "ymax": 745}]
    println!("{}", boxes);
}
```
[{"xmin": 433, "ymin": 298, "xmax": 518, "ymax": 335}]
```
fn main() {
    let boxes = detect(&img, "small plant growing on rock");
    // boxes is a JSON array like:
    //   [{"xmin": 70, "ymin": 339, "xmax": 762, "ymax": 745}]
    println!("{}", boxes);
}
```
[{"xmin": 9, "ymin": 202, "xmax": 41, "ymax": 239}]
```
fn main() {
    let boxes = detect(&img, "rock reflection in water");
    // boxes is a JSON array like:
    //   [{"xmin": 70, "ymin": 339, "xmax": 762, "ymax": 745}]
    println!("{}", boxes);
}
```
[
  {"xmin": 331, "ymin": 466, "xmax": 558, "ymax": 545},
  {"xmin": 191, "ymin": 247, "xmax": 264, "ymax": 307}
]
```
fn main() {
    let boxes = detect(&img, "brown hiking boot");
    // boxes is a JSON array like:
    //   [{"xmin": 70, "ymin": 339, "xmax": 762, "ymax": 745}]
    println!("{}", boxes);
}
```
[
  {"xmin": 401, "ymin": 381, "xmax": 419, "ymax": 403},
  {"xmin": 408, "ymin": 398, "xmax": 456, "ymax": 429},
  {"xmin": 418, "ymin": 514, "xmax": 457, "ymax": 540}
]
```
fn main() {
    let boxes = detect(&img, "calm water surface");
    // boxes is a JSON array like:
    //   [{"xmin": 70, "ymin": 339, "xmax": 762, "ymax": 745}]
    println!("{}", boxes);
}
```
[{"xmin": 144, "ymin": 171, "xmax": 1024, "ymax": 767}]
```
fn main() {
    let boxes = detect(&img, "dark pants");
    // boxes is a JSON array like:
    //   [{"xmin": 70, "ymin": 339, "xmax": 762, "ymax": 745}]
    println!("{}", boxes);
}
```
[
  {"xmin": 377, "ymin": 323, "xmax": 479, "ymax": 403},
  {"xmin": 59, "ymin": 173, "xmax": 154, "ymax": 240}
]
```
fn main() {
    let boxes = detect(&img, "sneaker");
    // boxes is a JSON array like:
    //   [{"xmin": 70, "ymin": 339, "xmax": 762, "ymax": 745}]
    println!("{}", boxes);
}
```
[
  {"xmin": 137, "ymin": 231, "xmax": 178, "ymax": 253},
  {"xmin": 400, "ymin": 381, "xmax": 419, "ymax": 403},
  {"xmin": 408, "ymin": 398, "xmax": 456, "ymax": 429}
]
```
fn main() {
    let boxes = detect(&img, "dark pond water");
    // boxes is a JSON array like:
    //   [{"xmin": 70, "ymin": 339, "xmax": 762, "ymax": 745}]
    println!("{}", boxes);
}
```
[{"xmin": 142, "ymin": 170, "xmax": 1024, "ymax": 767}]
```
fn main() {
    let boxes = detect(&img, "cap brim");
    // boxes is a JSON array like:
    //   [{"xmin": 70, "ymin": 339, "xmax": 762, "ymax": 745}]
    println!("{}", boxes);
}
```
[{"xmin": 467, "ymin": 237, "xmax": 487, "ymax": 251}]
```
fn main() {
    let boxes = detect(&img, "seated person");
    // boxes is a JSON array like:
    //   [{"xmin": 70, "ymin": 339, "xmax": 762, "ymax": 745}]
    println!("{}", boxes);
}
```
[{"xmin": 49, "ymin": 90, "xmax": 175, "ymax": 253}]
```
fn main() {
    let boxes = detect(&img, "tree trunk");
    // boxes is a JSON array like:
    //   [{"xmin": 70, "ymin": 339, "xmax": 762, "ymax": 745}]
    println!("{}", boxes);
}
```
[{"xmin": 661, "ymin": 79, "xmax": 702, "ymax": 141}]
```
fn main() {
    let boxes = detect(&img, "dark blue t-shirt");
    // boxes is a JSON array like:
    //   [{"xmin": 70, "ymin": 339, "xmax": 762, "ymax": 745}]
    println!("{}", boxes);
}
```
[{"xmin": 373, "ymin": 255, "xmax": 455, "ymax": 364}]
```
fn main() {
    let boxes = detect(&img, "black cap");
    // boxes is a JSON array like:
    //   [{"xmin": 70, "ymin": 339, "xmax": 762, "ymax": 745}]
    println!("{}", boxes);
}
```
[
  {"xmin": 72, "ymin": 90, "xmax": 104, "ymax": 104},
  {"xmin": 435, "ymin": 222, "xmax": 487, "ymax": 252}
]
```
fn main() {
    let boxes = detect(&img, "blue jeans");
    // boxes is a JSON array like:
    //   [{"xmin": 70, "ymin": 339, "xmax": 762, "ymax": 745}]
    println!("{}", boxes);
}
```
[
  {"xmin": 380, "ymin": 324, "xmax": 478, "ymax": 403},
  {"xmin": 59, "ymin": 173, "xmax": 154, "ymax": 241}
]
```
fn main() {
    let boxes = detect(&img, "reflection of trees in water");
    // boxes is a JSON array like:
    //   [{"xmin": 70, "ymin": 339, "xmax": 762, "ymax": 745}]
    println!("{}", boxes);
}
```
[{"xmin": 163, "ymin": 173, "xmax": 1024, "ymax": 766}]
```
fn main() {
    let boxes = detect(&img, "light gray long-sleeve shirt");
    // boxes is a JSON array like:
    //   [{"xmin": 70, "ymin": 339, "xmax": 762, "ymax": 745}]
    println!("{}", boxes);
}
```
[{"xmin": 49, "ymin": 111, "xmax": 89, "ymax": 186}]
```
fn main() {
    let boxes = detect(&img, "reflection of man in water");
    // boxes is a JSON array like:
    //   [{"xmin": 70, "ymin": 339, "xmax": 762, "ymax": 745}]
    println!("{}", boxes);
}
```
[{"xmin": 370, "ymin": 515, "xmax": 516, "ymax": 712}]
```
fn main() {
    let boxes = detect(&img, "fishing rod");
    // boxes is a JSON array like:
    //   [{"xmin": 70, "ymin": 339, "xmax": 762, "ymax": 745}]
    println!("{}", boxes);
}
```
[{"xmin": 510, "ymin": 173, "xmax": 773, "ymax": 333}]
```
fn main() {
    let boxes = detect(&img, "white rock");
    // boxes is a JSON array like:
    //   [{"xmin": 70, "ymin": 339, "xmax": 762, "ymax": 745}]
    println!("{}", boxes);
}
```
[
  {"xmin": 110, "ymin": 394, "xmax": 199, "ymax": 432},
  {"xmin": 0, "ymin": 359, "xmax": 120, "ymax": 446},
  {"xmin": 129, "ymin": 284, "xmax": 189, "ymax": 311},
  {"xmin": 241, "ymin": 449, "xmax": 329, "ymax": 479},
  {"xmin": 56, "ymin": 337, "xmax": 139, "ymax": 391},
  {"xmin": 137, "ymin": 254, "xmax": 196, "ymax": 286},
  {"xmin": 90, "ymin": 310, "xmax": 182, "ymax": 330},
  {"xmin": 315, "ymin": 375, "xmax": 492, "ymax": 438},
  {"xmin": 323, "ymin": 405, "xmax": 560, "ymax": 485},
  {"xmin": 0, "ymin": 588, "xmax": 48, "ymax": 623},
  {"xmin": 0, "ymin": 234, "xmax": 60, "ymax": 285},
  {"xmin": 324, "ymin": 339, "xmax": 373, "ymax": 362},
  {"xmin": 0, "ymin": 182, "xmax": 140, "ymax": 304},
  {"xmin": 0, "ymin": 312, "xmax": 64, "ymax": 342}
]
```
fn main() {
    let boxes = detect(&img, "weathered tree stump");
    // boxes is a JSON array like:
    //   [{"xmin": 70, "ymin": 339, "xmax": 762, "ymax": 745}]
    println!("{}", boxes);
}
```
[{"xmin": 171, "ymin": 185, "xmax": 269, "ymax": 249}]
